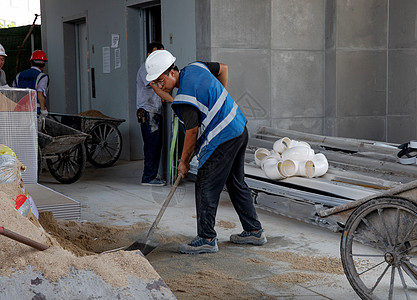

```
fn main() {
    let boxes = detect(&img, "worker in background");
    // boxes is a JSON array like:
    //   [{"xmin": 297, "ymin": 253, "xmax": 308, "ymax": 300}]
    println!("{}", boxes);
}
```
[
  {"xmin": 0, "ymin": 44, "xmax": 7, "ymax": 86},
  {"xmin": 12, "ymin": 50, "xmax": 49, "ymax": 115},
  {"xmin": 136, "ymin": 42, "xmax": 167, "ymax": 186},
  {"xmin": 145, "ymin": 50, "xmax": 267, "ymax": 254}
]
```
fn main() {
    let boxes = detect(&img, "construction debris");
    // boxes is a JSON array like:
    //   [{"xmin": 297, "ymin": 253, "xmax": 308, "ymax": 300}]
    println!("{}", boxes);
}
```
[{"xmin": 0, "ymin": 146, "xmax": 175, "ymax": 299}]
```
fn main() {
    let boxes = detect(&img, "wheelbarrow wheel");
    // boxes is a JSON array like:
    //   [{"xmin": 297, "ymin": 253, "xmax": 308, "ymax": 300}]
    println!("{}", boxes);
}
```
[
  {"xmin": 86, "ymin": 122, "xmax": 122, "ymax": 168},
  {"xmin": 340, "ymin": 196, "xmax": 417, "ymax": 300},
  {"xmin": 46, "ymin": 143, "xmax": 86, "ymax": 184}
]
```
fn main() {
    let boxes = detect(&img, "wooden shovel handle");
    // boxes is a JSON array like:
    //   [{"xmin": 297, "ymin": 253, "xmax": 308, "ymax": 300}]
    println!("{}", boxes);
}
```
[
  {"xmin": 145, "ymin": 174, "xmax": 182, "ymax": 240},
  {"xmin": 0, "ymin": 226, "xmax": 49, "ymax": 251}
]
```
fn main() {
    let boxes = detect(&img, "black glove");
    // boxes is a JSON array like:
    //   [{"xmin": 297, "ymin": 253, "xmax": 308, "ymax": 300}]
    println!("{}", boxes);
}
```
[{"xmin": 137, "ymin": 108, "xmax": 146, "ymax": 123}]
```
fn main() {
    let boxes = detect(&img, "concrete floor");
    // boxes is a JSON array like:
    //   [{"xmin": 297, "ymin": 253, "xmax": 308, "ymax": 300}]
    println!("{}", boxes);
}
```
[{"xmin": 39, "ymin": 160, "xmax": 360, "ymax": 299}]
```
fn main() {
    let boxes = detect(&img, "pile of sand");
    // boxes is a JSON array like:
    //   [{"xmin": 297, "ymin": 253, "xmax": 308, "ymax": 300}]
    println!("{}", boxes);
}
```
[
  {"xmin": 78, "ymin": 110, "xmax": 113, "ymax": 119},
  {"xmin": 0, "ymin": 183, "xmax": 159, "ymax": 287}
]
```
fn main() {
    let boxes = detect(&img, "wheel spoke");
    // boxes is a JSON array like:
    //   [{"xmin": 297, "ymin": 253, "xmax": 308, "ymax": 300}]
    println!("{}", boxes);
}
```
[
  {"xmin": 398, "ymin": 265, "xmax": 411, "ymax": 300},
  {"xmin": 104, "ymin": 145, "xmax": 118, "ymax": 153},
  {"xmin": 98, "ymin": 125, "xmax": 105, "ymax": 141},
  {"xmin": 400, "ymin": 220, "xmax": 417, "ymax": 249},
  {"xmin": 388, "ymin": 266, "xmax": 396, "ymax": 300},
  {"xmin": 361, "ymin": 217, "xmax": 389, "ymax": 249},
  {"xmin": 357, "ymin": 259, "xmax": 386, "ymax": 276},
  {"xmin": 87, "ymin": 123, "xmax": 122, "ymax": 167},
  {"xmin": 93, "ymin": 148, "xmax": 104, "ymax": 163},
  {"xmin": 353, "ymin": 231, "xmax": 387, "ymax": 253},
  {"xmin": 103, "ymin": 126, "xmax": 113, "ymax": 140},
  {"xmin": 395, "ymin": 207, "xmax": 401, "ymax": 246},
  {"xmin": 351, "ymin": 253, "xmax": 385, "ymax": 257},
  {"xmin": 378, "ymin": 208, "xmax": 393, "ymax": 248},
  {"xmin": 401, "ymin": 261, "xmax": 417, "ymax": 285},
  {"xmin": 104, "ymin": 145, "xmax": 114, "ymax": 157},
  {"xmin": 370, "ymin": 263, "xmax": 391, "ymax": 293}
]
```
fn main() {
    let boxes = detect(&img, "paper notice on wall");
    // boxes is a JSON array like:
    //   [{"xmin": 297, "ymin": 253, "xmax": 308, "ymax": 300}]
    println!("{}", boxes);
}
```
[
  {"xmin": 115, "ymin": 48, "xmax": 121, "ymax": 69},
  {"xmin": 111, "ymin": 34, "xmax": 119, "ymax": 48},
  {"xmin": 102, "ymin": 47, "xmax": 110, "ymax": 73}
]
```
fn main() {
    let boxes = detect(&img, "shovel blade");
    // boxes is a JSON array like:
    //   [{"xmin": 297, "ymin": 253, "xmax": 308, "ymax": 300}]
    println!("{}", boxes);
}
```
[{"xmin": 125, "ymin": 239, "xmax": 158, "ymax": 256}]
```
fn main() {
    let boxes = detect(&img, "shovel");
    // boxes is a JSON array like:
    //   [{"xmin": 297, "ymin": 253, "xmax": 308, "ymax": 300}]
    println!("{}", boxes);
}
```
[
  {"xmin": 0, "ymin": 226, "xmax": 49, "ymax": 251},
  {"xmin": 125, "ymin": 174, "xmax": 182, "ymax": 255}
]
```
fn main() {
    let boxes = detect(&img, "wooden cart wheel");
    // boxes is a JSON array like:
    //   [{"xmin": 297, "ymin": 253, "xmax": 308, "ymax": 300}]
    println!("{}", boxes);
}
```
[
  {"xmin": 340, "ymin": 196, "xmax": 417, "ymax": 300},
  {"xmin": 86, "ymin": 122, "xmax": 122, "ymax": 168},
  {"xmin": 46, "ymin": 143, "xmax": 86, "ymax": 184}
]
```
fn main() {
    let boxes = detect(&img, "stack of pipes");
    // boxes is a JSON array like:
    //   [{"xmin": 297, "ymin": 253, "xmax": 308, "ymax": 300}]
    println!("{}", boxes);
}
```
[{"xmin": 254, "ymin": 137, "xmax": 328, "ymax": 180}]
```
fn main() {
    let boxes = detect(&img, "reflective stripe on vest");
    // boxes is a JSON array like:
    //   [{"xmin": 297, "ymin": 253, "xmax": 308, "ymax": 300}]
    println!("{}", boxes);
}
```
[{"xmin": 172, "ymin": 63, "xmax": 246, "ymax": 168}]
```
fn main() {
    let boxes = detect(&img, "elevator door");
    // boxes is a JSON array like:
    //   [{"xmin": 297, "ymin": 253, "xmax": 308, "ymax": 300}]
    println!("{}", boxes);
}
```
[{"xmin": 76, "ymin": 22, "xmax": 89, "ymax": 112}]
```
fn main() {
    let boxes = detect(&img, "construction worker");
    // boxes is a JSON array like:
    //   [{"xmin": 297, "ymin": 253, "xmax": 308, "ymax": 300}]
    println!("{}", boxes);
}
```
[
  {"xmin": 0, "ymin": 44, "xmax": 7, "ymax": 86},
  {"xmin": 145, "ymin": 50, "xmax": 267, "ymax": 254},
  {"xmin": 13, "ymin": 50, "xmax": 49, "ymax": 115},
  {"xmin": 136, "ymin": 42, "xmax": 167, "ymax": 186}
]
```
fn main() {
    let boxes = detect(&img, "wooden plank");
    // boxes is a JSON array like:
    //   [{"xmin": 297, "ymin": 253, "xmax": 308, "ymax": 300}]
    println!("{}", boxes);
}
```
[
  {"xmin": 244, "ymin": 165, "xmax": 377, "ymax": 200},
  {"xmin": 256, "ymin": 127, "xmax": 399, "ymax": 155}
]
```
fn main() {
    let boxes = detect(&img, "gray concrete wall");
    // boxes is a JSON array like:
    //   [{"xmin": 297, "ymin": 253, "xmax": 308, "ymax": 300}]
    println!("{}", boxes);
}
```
[
  {"xmin": 328, "ymin": 0, "xmax": 387, "ymax": 141},
  {"xmin": 41, "ymin": 0, "xmax": 417, "ymax": 163},
  {"xmin": 203, "ymin": 0, "xmax": 325, "ymax": 136},
  {"xmin": 199, "ymin": 0, "xmax": 417, "ymax": 143},
  {"xmin": 387, "ymin": 1, "xmax": 417, "ymax": 143}
]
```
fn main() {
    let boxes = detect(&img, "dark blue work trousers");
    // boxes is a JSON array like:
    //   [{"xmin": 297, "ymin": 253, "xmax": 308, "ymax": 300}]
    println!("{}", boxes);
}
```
[
  {"xmin": 195, "ymin": 127, "xmax": 262, "ymax": 239},
  {"xmin": 140, "ymin": 111, "xmax": 162, "ymax": 183}
]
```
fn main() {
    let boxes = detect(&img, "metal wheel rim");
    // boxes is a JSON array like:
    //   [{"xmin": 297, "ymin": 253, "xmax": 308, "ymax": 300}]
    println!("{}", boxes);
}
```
[
  {"xmin": 47, "ymin": 144, "xmax": 84, "ymax": 182},
  {"xmin": 341, "ymin": 197, "xmax": 417, "ymax": 300},
  {"xmin": 87, "ymin": 123, "xmax": 121, "ymax": 166}
]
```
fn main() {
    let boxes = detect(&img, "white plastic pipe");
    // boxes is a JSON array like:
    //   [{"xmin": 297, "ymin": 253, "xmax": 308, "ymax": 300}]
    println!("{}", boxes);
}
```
[
  {"xmin": 305, "ymin": 153, "xmax": 329, "ymax": 178},
  {"xmin": 254, "ymin": 148, "xmax": 270, "ymax": 166},
  {"xmin": 264, "ymin": 161, "xmax": 286, "ymax": 180},
  {"xmin": 289, "ymin": 140, "xmax": 311, "ymax": 149},
  {"xmin": 273, "ymin": 137, "xmax": 291, "ymax": 154},
  {"xmin": 279, "ymin": 159, "xmax": 299, "ymax": 177},
  {"xmin": 281, "ymin": 146, "xmax": 315, "ymax": 161},
  {"xmin": 260, "ymin": 154, "xmax": 281, "ymax": 170}
]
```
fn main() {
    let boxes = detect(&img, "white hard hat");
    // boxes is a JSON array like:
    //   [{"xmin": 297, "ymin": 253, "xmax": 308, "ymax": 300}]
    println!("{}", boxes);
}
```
[
  {"xmin": 0, "ymin": 44, "xmax": 6, "ymax": 56},
  {"xmin": 145, "ymin": 50, "xmax": 176, "ymax": 81}
]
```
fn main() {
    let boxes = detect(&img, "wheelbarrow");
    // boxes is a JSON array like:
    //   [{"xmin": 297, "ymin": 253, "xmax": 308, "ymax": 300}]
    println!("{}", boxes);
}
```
[
  {"xmin": 38, "ymin": 117, "xmax": 89, "ymax": 184},
  {"xmin": 48, "ymin": 111, "xmax": 125, "ymax": 168}
]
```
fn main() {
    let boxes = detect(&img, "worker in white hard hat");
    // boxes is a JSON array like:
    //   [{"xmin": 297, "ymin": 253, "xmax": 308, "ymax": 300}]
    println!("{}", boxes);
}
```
[
  {"xmin": 13, "ymin": 50, "xmax": 49, "ymax": 115},
  {"xmin": 145, "ymin": 50, "xmax": 266, "ymax": 254},
  {"xmin": 0, "ymin": 44, "xmax": 7, "ymax": 86}
]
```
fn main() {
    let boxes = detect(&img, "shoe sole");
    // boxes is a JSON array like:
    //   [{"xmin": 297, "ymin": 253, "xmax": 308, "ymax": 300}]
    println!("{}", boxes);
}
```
[
  {"xmin": 179, "ymin": 247, "xmax": 219, "ymax": 254},
  {"xmin": 230, "ymin": 239, "xmax": 267, "ymax": 245},
  {"xmin": 140, "ymin": 183, "xmax": 166, "ymax": 186}
]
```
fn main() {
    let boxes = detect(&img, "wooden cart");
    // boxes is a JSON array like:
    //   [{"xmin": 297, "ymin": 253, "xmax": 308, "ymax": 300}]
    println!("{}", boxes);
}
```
[{"xmin": 48, "ymin": 111, "xmax": 125, "ymax": 168}]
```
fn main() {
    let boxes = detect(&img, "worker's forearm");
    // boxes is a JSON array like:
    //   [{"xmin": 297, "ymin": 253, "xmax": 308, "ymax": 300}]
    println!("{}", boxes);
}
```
[
  {"xmin": 181, "ymin": 127, "xmax": 198, "ymax": 163},
  {"xmin": 37, "ymin": 92, "xmax": 46, "ymax": 110},
  {"xmin": 150, "ymin": 83, "xmax": 174, "ymax": 102},
  {"xmin": 178, "ymin": 127, "xmax": 198, "ymax": 177}
]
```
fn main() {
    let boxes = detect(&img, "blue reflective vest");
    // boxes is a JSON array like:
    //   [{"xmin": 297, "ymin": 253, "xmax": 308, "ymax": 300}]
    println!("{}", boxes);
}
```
[
  {"xmin": 172, "ymin": 62, "xmax": 247, "ymax": 168},
  {"xmin": 15, "ymin": 68, "xmax": 49, "ymax": 110}
]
